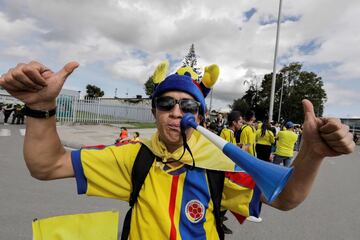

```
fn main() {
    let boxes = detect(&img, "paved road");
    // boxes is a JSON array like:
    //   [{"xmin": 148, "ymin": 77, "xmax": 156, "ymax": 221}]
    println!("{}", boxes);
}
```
[{"xmin": 1, "ymin": 123, "xmax": 360, "ymax": 240}]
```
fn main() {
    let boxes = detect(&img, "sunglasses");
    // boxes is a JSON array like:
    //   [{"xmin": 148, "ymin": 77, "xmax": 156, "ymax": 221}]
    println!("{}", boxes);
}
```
[{"xmin": 154, "ymin": 96, "xmax": 200, "ymax": 114}]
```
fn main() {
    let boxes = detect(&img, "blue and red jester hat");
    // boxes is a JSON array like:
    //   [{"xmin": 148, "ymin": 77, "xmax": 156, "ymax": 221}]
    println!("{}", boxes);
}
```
[{"xmin": 151, "ymin": 61, "xmax": 220, "ymax": 117}]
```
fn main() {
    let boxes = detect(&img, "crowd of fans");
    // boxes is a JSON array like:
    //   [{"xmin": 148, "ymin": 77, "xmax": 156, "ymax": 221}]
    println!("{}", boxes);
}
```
[
  {"xmin": 0, "ymin": 103, "xmax": 25, "ymax": 125},
  {"xmin": 206, "ymin": 111, "xmax": 304, "ymax": 161}
]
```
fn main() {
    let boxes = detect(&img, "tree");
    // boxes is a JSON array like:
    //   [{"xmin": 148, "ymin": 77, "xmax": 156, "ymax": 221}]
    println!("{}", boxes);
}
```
[
  {"xmin": 230, "ymin": 99, "xmax": 250, "ymax": 114},
  {"xmin": 85, "ymin": 84, "xmax": 104, "ymax": 98},
  {"xmin": 229, "ymin": 76, "xmax": 268, "ymax": 121},
  {"xmin": 182, "ymin": 43, "xmax": 202, "ymax": 81},
  {"xmin": 231, "ymin": 62, "xmax": 327, "ymax": 123},
  {"xmin": 144, "ymin": 76, "xmax": 155, "ymax": 96}
]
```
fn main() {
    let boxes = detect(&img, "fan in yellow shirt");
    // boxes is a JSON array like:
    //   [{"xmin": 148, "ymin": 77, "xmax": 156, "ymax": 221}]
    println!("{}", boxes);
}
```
[
  {"xmin": 255, "ymin": 121, "xmax": 275, "ymax": 162},
  {"xmin": 273, "ymin": 121, "xmax": 298, "ymax": 167},
  {"xmin": 219, "ymin": 110, "xmax": 245, "ymax": 234},
  {"xmin": 239, "ymin": 110, "xmax": 256, "ymax": 156}
]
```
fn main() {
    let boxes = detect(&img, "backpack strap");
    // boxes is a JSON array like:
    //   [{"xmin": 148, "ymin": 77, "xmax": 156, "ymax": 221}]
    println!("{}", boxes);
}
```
[
  {"xmin": 121, "ymin": 144, "xmax": 226, "ymax": 240},
  {"xmin": 207, "ymin": 170, "xmax": 225, "ymax": 240},
  {"xmin": 121, "ymin": 144, "xmax": 156, "ymax": 240}
]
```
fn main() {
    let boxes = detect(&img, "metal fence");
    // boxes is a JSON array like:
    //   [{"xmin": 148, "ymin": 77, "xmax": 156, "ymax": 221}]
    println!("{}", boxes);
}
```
[{"xmin": 1, "ymin": 93, "xmax": 154, "ymax": 124}]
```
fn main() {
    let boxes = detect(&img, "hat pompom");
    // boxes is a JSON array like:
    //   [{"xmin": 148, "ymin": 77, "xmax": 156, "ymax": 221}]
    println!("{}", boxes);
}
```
[
  {"xmin": 152, "ymin": 60, "xmax": 169, "ymax": 84},
  {"xmin": 198, "ymin": 64, "xmax": 219, "ymax": 98},
  {"xmin": 201, "ymin": 64, "xmax": 219, "ymax": 88}
]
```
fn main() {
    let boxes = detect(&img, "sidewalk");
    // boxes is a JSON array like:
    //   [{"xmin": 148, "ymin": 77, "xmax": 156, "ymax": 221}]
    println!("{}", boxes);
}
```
[{"xmin": 57, "ymin": 124, "xmax": 157, "ymax": 149}]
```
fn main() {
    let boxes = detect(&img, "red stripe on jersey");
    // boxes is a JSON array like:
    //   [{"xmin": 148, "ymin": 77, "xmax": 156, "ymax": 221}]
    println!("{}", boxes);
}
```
[
  {"xmin": 81, "ymin": 144, "xmax": 107, "ymax": 149},
  {"xmin": 225, "ymin": 172, "xmax": 256, "ymax": 189},
  {"xmin": 169, "ymin": 175, "xmax": 180, "ymax": 240}
]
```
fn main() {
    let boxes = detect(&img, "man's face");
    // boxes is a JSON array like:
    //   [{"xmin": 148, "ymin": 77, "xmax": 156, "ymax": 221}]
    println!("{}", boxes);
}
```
[
  {"xmin": 152, "ymin": 91, "xmax": 201, "ymax": 152},
  {"xmin": 233, "ymin": 117, "xmax": 243, "ymax": 131},
  {"xmin": 251, "ymin": 116, "xmax": 256, "ymax": 124}
]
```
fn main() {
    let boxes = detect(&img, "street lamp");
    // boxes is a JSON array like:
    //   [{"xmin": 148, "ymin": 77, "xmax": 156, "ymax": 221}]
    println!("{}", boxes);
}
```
[
  {"xmin": 269, "ymin": 0, "xmax": 283, "ymax": 122},
  {"xmin": 277, "ymin": 76, "xmax": 284, "ymax": 122}
]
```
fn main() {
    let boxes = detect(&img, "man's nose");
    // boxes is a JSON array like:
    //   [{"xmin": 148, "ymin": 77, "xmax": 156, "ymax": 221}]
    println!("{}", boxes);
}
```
[{"xmin": 170, "ymin": 103, "xmax": 183, "ymax": 117}]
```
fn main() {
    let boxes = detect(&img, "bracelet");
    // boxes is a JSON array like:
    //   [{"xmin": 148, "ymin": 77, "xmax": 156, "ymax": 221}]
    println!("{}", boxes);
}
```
[{"xmin": 23, "ymin": 105, "xmax": 57, "ymax": 119}]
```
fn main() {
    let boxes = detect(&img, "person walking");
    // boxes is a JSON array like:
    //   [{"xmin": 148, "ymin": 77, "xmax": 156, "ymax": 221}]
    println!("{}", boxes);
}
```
[
  {"xmin": 273, "ymin": 121, "xmax": 299, "ymax": 167},
  {"xmin": 219, "ymin": 110, "xmax": 243, "ymax": 234},
  {"xmin": 239, "ymin": 110, "xmax": 256, "ymax": 157},
  {"xmin": 3, "ymin": 103, "xmax": 14, "ymax": 124},
  {"xmin": 238, "ymin": 110, "xmax": 263, "ymax": 223},
  {"xmin": 256, "ymin": 121, "xmax": 275, "ymax": 162}
]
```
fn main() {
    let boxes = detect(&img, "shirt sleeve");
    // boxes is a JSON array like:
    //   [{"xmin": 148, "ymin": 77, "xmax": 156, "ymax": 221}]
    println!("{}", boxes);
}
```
[
  {"xmin": 71, "ymin": 143, "xmax": 141, "ymax": 201},
  {"xmin": 222, "ymin": 172, "xmax": 262, "ymax": 220}
]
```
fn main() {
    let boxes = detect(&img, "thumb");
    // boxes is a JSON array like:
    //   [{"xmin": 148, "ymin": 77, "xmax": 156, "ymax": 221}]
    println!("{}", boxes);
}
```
[
  {"xmin": 302, "ymin": 99, "xmax": 316, "ymax": 123},
  {"xmin": 56, "ymin": 61, "xmax": 79, "ymax": 81}
]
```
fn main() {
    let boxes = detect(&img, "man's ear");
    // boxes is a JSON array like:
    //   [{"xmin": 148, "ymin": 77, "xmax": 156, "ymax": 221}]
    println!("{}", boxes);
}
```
[{"xmin": 151, "ymin": 108, "xmax": 156, "ymax": 119}]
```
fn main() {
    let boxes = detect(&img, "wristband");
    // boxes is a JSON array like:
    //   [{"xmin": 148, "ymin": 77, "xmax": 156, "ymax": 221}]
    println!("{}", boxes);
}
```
[{"xmin": 24, "ymin": 105, "xmax": 57, "ymax": 119}]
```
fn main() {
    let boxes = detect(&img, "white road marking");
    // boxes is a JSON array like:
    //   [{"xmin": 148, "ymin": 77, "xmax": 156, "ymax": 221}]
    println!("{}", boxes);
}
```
[{"xmin": 0, "ymin": 129, "xmax": 11, "ymax": 136}]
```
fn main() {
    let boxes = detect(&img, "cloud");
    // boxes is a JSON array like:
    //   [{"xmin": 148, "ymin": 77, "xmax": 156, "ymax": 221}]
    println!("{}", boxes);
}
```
[
  {"xmin": 325, "ymin": 83, "xmax": 360, "ymax": 107},
  {"xmin": 2, "ymin": 45, "xmax": 35, "ymax": 58},
  {"xmin": 0, "ymin": 0, "xmax": 359, "ymax": 117},
  {"xmin": 0, "ymin": 12, "xmax": 44, "ymax": 42},
  {"xmin": 109, "ymin": 58, "xmax": 152, "ymax": 83}
]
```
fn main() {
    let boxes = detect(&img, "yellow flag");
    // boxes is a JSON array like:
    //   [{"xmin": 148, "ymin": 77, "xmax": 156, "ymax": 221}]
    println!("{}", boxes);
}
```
[
  {"xmin": 32, "ymin": 211, "xmax": 119, "ymax": 240},
  {"xmin": 143, "ymin": 131, "xmax": 243, "ymax": 172}
]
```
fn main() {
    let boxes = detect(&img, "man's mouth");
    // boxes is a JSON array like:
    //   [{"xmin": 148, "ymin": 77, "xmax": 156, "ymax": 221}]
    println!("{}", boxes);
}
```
[{"xmin": 168, "ymin": 123, "xmax": 180, "ymax": 131}]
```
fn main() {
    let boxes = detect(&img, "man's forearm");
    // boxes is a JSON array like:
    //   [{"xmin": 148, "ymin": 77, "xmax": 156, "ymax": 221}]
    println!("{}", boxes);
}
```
[
  {"xmin": 268, "ymin": 142, "xmax": 324, "ymax": 210},
  {"xmin": 24, "ymin": 116, "xmax": 68, "ymax": 180}
]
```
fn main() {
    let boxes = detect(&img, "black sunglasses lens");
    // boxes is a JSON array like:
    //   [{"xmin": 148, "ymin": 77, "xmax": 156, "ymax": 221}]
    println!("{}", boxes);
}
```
[
  {"xmin": 155, "ymin": 96, "xmax": 199, "ymax": 114},
  {"xmin": 155, "ymin": 96, "xmax": 175, "ymax": 111},
  {"xmin": 179, "ymin": 99, "xmax": 199, "ymax": 114}
]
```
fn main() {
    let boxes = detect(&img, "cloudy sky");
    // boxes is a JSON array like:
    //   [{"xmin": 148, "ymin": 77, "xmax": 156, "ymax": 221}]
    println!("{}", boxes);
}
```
[{"xmin": 0, "ymin": 0, "xmax": 359, "ymax": 117}]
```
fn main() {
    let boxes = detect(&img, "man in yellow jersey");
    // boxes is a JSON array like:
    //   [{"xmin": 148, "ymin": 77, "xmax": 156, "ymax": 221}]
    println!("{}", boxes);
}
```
[
  {"xmin": 239, "ymin": 110, "xmax": 256, "ymax": 156},
  {"xmin": 273, "ymin": 121, "xmax": 299, "ymax": 167},
  {"xmin": 219, "ymin": 110, "xmax": 243, "ymax": 234},
  {"xmin": 0, "ymin": 61, "xmax": 355, "ymax": 240},
  {"xmin": 220, "ymin": 111, "xmax": 243, "ymax": 144},
  {"xmin": 238, "ymin": 110, "xmax": 263, "ymax": 222}
]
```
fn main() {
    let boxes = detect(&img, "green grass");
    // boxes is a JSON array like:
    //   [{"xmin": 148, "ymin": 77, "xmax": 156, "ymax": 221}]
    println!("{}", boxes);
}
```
[{"xmin": 126, "ymin": 122, "xmax": 156, "ymax": 128}]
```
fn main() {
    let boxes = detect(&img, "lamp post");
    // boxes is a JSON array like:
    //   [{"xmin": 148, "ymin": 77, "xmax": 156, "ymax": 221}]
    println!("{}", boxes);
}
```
[
  {"xmin": 269, "ymin": 0, "xmax": 283, "ymax": 122},
  {"xmin": 277, "ymin": 76, "xmax": 284, "ymax": 122}
]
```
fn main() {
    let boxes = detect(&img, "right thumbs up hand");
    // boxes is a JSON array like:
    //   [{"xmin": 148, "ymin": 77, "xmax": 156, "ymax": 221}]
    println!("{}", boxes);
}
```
[{"xmin": 0, "ymin": 61, "xmax": 79, "ymax": 110}]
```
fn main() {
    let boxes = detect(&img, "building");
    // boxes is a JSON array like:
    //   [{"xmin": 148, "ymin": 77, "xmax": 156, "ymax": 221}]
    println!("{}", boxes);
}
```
[{"xmin": 340, "ymin": 118, "xmax": 360, "ymax": 135}]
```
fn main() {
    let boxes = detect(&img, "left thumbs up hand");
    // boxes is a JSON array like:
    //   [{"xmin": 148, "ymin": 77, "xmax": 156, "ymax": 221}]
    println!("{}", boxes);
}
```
[
  {"xmin": 270, "ymin": 99, "xmax": 356, "ymax": 211},
  {"xmin": 301, "ymin": 99, "xmax": 355, "ymax": 158}
]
